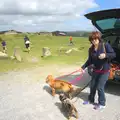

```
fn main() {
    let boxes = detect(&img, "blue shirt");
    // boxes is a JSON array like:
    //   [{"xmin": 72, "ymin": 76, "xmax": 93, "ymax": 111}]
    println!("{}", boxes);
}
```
[
  {"xmin": 1, "ymin": 41, "xmax": 6, "ymax": 46},
  {"xmin": 24, "ymin": 36, "xmax": 29, "ymax": 43},
  {"xmin": 82, "ymin": 42, "xmax": 116, "ymax": 71}
]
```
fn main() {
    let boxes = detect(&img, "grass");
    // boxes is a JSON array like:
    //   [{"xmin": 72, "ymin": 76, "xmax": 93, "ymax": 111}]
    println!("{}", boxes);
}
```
[{"xmin": 0, "ymin": 34, "xmax": 90, "ymax": 72}]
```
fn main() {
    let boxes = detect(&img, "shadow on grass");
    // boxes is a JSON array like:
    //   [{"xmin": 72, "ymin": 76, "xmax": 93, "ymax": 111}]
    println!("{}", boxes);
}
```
[{"xmin": 23, "ymin": 50, "xmax": 29, "ymax": 52}]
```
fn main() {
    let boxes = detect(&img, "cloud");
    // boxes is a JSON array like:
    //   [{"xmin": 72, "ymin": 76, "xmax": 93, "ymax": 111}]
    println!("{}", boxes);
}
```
[{"xmin": 0, "ymin": 0, "xmax": 98, "ymax": 31}]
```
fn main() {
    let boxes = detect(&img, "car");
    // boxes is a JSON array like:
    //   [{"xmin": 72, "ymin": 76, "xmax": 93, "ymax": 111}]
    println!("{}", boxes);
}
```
[{"xmin": 84, "ymin": 8, "xmax": 120, "ymax": 84}]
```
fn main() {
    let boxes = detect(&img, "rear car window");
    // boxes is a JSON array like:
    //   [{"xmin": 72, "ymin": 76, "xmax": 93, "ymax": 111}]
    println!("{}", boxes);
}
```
[{"xmin": 96, "ymin": 18, "xmax": 120, "ymax": 31}]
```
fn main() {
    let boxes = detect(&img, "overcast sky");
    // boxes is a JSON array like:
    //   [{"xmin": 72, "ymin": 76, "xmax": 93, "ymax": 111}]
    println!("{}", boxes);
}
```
[{"xmin": 0, "ymin": 0, "xmax": 119, "ymax": 32}]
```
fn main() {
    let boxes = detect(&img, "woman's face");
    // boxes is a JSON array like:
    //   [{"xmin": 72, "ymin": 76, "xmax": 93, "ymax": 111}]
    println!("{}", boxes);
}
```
[{"xmin": 91, "ymin": 38, "xmax": 99, "ymax": 46}]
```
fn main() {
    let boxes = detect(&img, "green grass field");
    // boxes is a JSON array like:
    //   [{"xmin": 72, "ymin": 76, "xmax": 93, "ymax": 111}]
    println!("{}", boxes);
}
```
[{"xmin": 0, "ymin": 34, "xmax": 90, "ymax": 72}]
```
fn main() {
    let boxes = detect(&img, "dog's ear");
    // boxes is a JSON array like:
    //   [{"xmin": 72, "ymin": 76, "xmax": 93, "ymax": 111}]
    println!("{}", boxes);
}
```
[
  {"xmin": 47, "ymin": 75, "xmax": 52, "ymax": 78},
  {"xmin": 46, "ymin": 75, "xmax": 53, "ymax": 81},
  {"xmin": 59, "ymin": 94, "xmax": 63, "ymax": 101},
  {"xmin": 59, "ymin": 95, "xmax": 62, "ymax": 101},
  {"xmin": 59, "ymin": 93, "xmax": 65, "ymax": 101}
]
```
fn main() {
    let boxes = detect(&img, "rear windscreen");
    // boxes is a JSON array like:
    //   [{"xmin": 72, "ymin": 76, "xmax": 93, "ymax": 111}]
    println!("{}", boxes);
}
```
[{"xmin": 96, "ymin": 18, "xmax": 120, "ymax": 31}]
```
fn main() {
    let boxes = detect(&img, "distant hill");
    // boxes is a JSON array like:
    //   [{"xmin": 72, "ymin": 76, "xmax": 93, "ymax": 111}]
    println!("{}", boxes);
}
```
[
  {"xmin": 52, "ymin": 30, "xmax": 91, "ymax": 37},
  {"xmin": 66, "ymin": 31, "xmax": 91, "ymax": 37},
  {"xmin": 0, "ymin": 29, "xmax": 91, "ymax": 37},
  {"xmin": 0, "ymin": 30, "xmax": 23, "ymax": 35}
]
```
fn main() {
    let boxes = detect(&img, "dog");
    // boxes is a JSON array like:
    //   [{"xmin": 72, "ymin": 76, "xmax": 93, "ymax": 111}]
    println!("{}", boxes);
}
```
[
  {"xmin": 46, "ymin": 75, "xmax": 74, "ymax": 99},
  {"xmin": 59, "ymin": 93, "xmax": 78, "ymax": 120}
]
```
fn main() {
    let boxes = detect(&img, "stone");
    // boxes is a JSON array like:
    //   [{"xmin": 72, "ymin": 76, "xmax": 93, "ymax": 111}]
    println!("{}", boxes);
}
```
[
  {"xmin": 13, "ymin": 47, "xmax": 22, "ymax": 62},
  {"xmin": 65, "ymin": 49, "xmax": 72, "ymax": 54},
  {"xmin": 65, "ymin": 48, "xmax": 80, "ymax": 54},
  {"xmin": 0, "ymin": 51, "xmax": 8, "ymax": 57},
  {"xmin": 41, "ymin": 47, "xmax": 51, "ymax": 57}
]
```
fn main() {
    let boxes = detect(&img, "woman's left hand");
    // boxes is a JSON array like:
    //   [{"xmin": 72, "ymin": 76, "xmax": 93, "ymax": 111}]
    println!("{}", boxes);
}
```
[{"xmin": 98, "ymin": 53, "xmax": 106, "ymax": 59}]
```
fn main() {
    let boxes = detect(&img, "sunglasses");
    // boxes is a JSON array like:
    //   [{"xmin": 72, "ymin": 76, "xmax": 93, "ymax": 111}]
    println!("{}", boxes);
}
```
[{"xmin": 90, "ymin": 38, "xmax": 98, "ymax": 42}]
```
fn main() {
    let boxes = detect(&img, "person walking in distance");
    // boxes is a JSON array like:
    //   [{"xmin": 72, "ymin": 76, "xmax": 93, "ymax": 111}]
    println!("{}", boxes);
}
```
[
  {"xmin": 24, "ymin": 35, "xmax": 30, "ymax": 53},
  {"xmin": 69, "ymin": 36, "xmax": 74, "ymax": 45},
  {"xmin": 1, "ymin": 38, "xmax": 7, "ymax": 53}
]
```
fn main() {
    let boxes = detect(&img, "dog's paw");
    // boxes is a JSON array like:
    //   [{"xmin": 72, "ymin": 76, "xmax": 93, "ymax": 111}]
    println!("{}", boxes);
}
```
[
  {"xmin": 52, "ymin": 93, "xmax": 55, "ymax": 96},
  {"xmin": 52, "ymin": 94, "xmax": 55, "ymax": 98}
]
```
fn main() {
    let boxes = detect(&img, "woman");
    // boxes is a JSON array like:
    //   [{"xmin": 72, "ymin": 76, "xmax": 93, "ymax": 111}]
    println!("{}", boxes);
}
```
[{"xmin": 80, "ymin": 31, "xmax": 116, "ymax": 110}]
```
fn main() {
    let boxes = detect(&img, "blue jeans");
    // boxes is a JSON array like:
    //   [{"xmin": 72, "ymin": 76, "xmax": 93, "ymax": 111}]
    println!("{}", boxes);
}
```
[{"xmin": 88, "ymin": 72, "xmax": 109, "ymax": 106}]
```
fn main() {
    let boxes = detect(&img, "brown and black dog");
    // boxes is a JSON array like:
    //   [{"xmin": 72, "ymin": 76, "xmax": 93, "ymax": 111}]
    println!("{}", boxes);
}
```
[
  {"xmin": 46, "ymin": 75, "xmax": 74, "ymax": 99},
  {"xmin": 59, "ymin": 93, "xmax": 79, "ymax": 120}
]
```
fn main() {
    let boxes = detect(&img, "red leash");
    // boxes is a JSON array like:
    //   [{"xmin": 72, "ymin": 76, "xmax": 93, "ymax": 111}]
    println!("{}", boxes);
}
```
[
  {"xmin": 55, "ymin": 69, "xmax": 81, "ymax": 79},
  {"xmin": 69, "ymin": 70, "xmax": 84, "ymax": 85},
  {"xmin": 55, "ymin": 69, "xmax": 84, "ymax": 85}
]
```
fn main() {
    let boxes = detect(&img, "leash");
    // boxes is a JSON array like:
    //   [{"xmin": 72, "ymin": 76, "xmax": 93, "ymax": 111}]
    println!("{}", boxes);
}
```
[
  {"xmin": 72, "ymin": 82, "xmax": 90, "ymax": 103},
  {"xmin": 55, "ymin": 69, "xmax": 82, "ymax": 79},
  {"xmin": 55, "ymin": 69, "xmax": 85, "ymax": 84},
  {"xmin": 69, "ymin": 70, "xmax": 84, "ymax": 85},
  {"xmin": 56, "ymin": 69, "xmax": 87, "ymax": 86}
]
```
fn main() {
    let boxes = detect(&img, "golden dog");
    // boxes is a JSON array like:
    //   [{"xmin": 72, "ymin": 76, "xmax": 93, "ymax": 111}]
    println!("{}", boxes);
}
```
[{"xmin": 46, "ymin": 75, "xmax": 74, "ymax": 99}]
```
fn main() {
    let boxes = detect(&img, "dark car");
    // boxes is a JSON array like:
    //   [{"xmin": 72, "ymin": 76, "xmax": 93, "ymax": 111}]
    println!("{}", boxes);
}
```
[{"xmin": 84, "ymin": 8, "xmax": 120, "ymax": 84}]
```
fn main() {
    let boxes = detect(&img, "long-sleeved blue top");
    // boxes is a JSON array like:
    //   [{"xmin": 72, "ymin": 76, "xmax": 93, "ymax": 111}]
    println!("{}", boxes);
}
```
[
  {"xmin": 24, "ymin": 36, "xmax": 29, "ymax": 43},
  {"xmin": 82, "ymin": 42, "xmax": 116, "ymax": 71},
  {"xmin": 1, "ymin": 41, "xmax": 6, "ymax": 46}
]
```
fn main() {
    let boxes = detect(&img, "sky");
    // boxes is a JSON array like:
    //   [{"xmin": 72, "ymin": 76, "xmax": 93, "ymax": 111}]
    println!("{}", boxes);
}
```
[{"xmin": 0, "ymin": 0, "xmax": 120, "ymax": 32}]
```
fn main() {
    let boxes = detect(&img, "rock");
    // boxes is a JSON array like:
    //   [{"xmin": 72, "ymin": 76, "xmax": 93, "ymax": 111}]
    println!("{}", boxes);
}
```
[
  {"xmin": 0, "ymin": 51, "xmax": 8, "ymax": 57},
  {"xmin": 0, "ymin": 51, "xmax": 8, "ymax": 59},
  {"xmin": 65, "ymin": 49, "xmax": 72, "ymax": 54},
  {"xmin": 65, "ymin": 48, "xmax": 80, "ymax": 54},
  {"xmin": 58, "ymin": 47, "xmax": 67, "ymax": 52},
  {"xmin": 13, "ymin": 47, "xmax": 22, "ymax": 62},
  {"xmin": 10, "ymin": 56, "xmax": 15, "ymax": 60},
  {"xmin": 42, "ymin": 47, "xmax": 51, "ymax": 57},
  {"xmin": 72, "ymin": 48, "xmax": 80, "ymax": 51}
]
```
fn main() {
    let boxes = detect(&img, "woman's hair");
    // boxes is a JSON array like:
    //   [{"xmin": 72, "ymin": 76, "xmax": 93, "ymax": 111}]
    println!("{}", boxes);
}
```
[
  {"xmin": 89, "ymin": 31, "xmax": 102, "ymax": 43},
  {"xmin": 89, "ymin": 31, "xmax": 103, "ymax": 56}
]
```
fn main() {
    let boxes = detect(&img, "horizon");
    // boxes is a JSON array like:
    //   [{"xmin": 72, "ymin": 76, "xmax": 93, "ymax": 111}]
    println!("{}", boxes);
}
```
[{"xmin": 0, "ymin": 29, "xmax": 93, "ymax": 33}]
